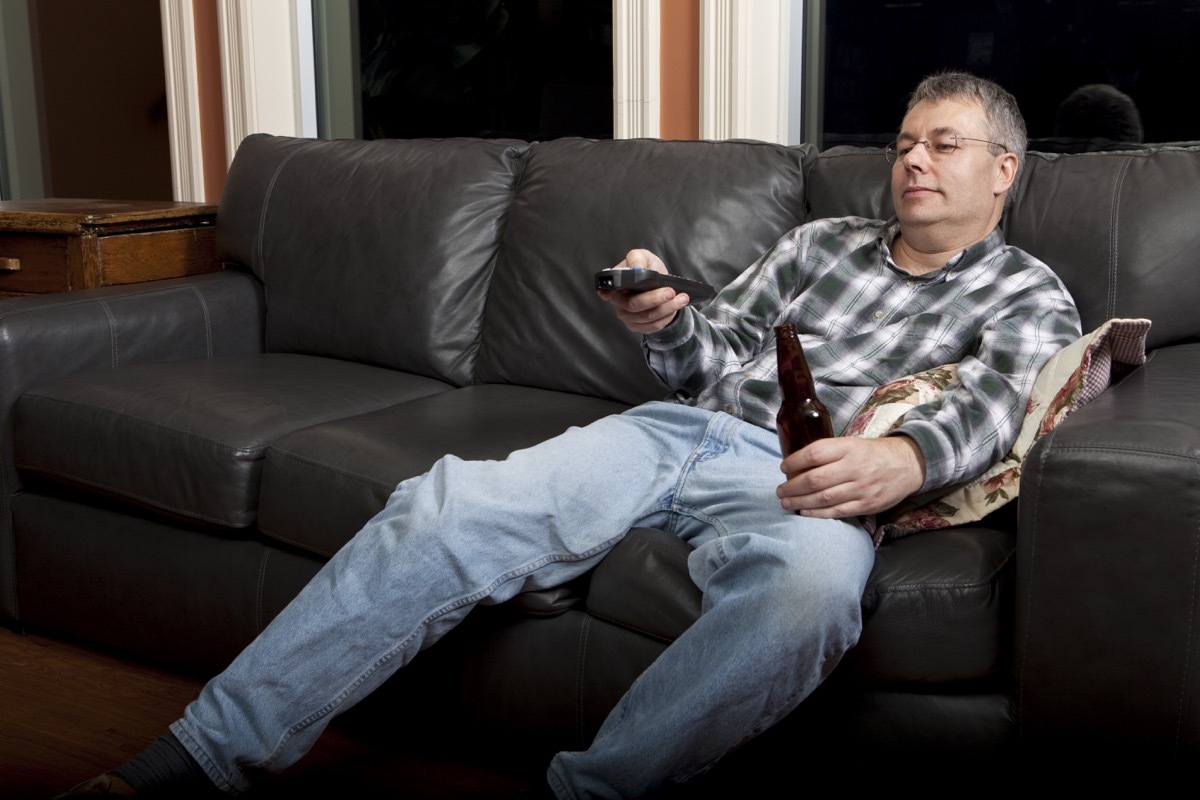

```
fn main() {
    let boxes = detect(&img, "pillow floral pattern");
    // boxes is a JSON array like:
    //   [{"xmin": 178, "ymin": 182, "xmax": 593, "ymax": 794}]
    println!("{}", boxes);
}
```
[{"xmin": 851, "ymin": 318, "xmax": 1152, "ymax": 544}]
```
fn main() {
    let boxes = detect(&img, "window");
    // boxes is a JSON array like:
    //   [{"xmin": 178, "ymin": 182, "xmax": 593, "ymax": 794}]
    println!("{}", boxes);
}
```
[
  {"xmin": 817, "ymin": 0, "xmax": 1199, "ymax": 151},
  {"xmin": 323, "ymin": 0, "xmax": 613, "ymax": 141}
]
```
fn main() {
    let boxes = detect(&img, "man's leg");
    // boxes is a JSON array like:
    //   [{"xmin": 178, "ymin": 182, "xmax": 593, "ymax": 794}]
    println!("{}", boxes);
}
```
[
  {"xmin": 109, "ymin": 402, "xmax": 720, "ymax": 796},
  {"xmin": 547, "ymin": 413, "xmax": 876, "ymax": 799}
]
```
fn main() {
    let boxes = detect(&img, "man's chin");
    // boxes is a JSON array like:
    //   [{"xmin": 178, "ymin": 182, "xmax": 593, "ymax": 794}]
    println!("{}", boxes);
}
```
[{"xmin": 894, "ymin": 210, "xmax": 940, "ymax": 229}]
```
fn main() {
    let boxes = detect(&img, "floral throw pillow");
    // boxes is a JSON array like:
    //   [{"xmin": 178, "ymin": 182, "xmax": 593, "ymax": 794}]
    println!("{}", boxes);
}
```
[{"xmin": 850, "ymin": 318, "xmax": 1152, "ymax": 544}]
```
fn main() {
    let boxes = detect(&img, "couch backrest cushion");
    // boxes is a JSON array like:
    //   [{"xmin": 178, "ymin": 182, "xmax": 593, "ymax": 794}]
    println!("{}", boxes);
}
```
[
  {"xmin": 806, "ymin": 145, "xmax": 896, "ymax": 222},
  {"xmin": 475, "ymin": 137, "xmax": 816, "ymax": 405},
  {"xmin": 807, "ymin": 144, "xmax": 1200, "ymax": 350},
  {"xmin": 217, "ymin": 134, "xmax": 525, "ymax": 385},
  {"xmin": 1008, "ymin": 146, "xmax": 1200, "ymax": 350}
]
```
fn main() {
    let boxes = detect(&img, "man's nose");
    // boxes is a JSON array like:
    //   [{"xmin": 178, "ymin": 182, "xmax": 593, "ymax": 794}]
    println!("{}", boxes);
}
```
[{"xmin": 902, "ymin": 143, "xmax": 930, "ymax": 170}]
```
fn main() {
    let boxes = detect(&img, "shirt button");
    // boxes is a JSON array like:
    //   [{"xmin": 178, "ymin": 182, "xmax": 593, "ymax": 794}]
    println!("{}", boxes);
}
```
[
  {"xmin": 725, "ymin": 405, "xmax": 735, "ymax": 414},
  {"xmin": 906, "ymin": 280, "xmax": 915, "ymax": 287},
  {"xmin": 874, "ymin": 310, "xmax": 884, "ymax": 319}
]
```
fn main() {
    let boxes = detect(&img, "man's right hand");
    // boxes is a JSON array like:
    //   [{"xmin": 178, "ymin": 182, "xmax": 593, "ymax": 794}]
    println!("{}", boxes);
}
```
[
  {"xmin": 777, "ymin": 435, "xmax": 927, "ymax": 518},
  {"xmin": 597, "ymin": 249, "xmax": 694, "ymax": 334}
]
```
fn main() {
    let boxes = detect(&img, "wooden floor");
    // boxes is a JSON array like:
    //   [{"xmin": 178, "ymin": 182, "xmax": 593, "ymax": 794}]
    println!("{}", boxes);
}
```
[{"xmin": 0, "ymin": 625, "xmax": 538, "ymax": 800}]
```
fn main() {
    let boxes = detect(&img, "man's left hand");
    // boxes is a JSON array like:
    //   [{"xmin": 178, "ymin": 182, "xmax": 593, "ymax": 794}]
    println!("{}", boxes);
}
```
[{"xmin": 777, "ymin": 436, "xmax": 926, "ymax": 518}]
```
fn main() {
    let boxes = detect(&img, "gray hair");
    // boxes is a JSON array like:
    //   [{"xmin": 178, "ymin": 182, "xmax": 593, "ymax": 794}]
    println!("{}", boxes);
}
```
[{"xmin": 905, "ymin": 70, "xmax": 1027, "ymax": 207}]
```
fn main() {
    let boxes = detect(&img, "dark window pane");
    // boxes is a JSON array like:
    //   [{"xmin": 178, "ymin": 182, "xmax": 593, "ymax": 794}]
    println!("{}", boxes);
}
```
[
  {"xmin": 358, "ymin": 0, "xmax": 613, "ymax": 141},
  {"xmin": 820, "ymin": 0, "xmax": 1200, "ymax": 150}
]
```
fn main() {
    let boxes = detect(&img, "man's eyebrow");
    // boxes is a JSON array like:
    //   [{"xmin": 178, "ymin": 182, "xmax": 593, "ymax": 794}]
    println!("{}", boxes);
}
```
[{"xmin": 896, "ymin": 126, "xmax": 959, "ymax": 142}]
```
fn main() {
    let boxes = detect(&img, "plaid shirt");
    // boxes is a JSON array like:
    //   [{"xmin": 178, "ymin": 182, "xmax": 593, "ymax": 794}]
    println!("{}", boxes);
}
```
[{"xmin": 644, "ymin": 216, "xmax": 1082, "ymax": 492}]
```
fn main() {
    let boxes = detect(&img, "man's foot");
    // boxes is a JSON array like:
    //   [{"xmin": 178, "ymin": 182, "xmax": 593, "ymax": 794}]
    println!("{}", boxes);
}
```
[{"xmin": 54, "ymin": 772, "xmax": 139, "ymax": 798}]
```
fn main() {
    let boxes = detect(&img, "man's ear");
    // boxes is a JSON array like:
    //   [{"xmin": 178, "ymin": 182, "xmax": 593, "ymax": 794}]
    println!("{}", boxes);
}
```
[{"xmin": 994, "ymin": 152, "xmax": 1019, "ymax": 196}]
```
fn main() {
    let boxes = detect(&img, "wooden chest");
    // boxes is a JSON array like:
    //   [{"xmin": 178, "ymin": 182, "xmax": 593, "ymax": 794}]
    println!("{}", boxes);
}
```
[{"xmin": 0, "ymin": 199, "xmax": 220, "ymax": 297}]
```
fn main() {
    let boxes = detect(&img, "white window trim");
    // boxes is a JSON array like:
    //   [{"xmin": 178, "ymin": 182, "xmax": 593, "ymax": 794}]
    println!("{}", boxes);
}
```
[
  {"xmin": 613, "ymin": 0, "xmax": 660, "ymax": 139},
  {"xmin": 216, "ymin": 0, "xmax": 312, "ymax": 155},
  {"xmin": 161, "ymin": 0, "xmax": 799, "ymax": 195},
  {"xmin": 700, "ymin": 0, "xmax": 793, "ymax": 143},
  {"xmin": 159, "ymin": 0, "xmax": 204, "ymax": 202}
]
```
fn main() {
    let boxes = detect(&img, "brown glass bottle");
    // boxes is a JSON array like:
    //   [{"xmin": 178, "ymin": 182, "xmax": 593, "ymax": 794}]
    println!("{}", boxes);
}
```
[{"xmin": 775, "ymin": 323, "xmax": 833, "ymax": 464}]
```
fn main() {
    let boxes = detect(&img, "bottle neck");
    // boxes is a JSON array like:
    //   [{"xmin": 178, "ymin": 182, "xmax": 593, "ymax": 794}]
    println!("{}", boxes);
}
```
[{"xmin": 775, "ymin": 325, "xmax": 817, "ymax": 400}]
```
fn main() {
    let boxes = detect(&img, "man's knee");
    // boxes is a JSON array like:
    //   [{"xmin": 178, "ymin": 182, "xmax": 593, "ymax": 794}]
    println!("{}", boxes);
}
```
[{"xmin": 702, "ymin": 528, "xmax": 868, "ymax": 608}]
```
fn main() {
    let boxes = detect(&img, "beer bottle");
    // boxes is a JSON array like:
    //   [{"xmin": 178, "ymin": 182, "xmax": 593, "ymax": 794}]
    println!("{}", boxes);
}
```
[{"xmin": 775, "ymin": 323, "xmax": 833, "ymax": 466}]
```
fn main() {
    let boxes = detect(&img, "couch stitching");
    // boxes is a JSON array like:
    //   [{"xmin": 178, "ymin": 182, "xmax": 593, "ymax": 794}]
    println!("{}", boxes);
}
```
[
  {"xmin": 255, "ymin": 549, "xmax": 271, "ymax": 632},
  {"xmin": 188, "ymin": 285, "xmax": 215, "ymax": 358},
  {"xmin": 98, "ymin": 300, "xmax": 118, "ymax": 367},
  {"xmin": 575, "ymin": 614, "xmax": 591, "ymax": 748},
  {"xmin": 1106, "ymin": 156, "xmax": 1132, "ymax": 320},
  {"xmin": 256, "ymin": 528, "xmax": 336, "ymax": 560},
  {"xmin": 0, "ymin": 275, "xmax": 236, "ymax": 322},
  {"xmin": 256, "ymin": 140, "xmax": 321, "ymax": 285},
  {"xmin": 17, "ymin": 395, "xmax": 268, "ymax": 454},
  {"xmin": 253, "ymin": 140, "xmax": 320, "ymax": 356},
  {"xmin": 16, "ymin": 471, "xmax": 249, "ymax": 527},
  {"xmin": 1015, "ymin": 424, "xmax": 1055, "ymax": 747},
  {"xmin": 264, "ymin": 447, "xmax": 396, "ymax": 493},
  {"xmin": 584, "ymin": 610, "xmax": 679, "ymax": 644},
  {"xmin": 1176, "ymin": 460, "xmax": 1200, "ymax": 752}
]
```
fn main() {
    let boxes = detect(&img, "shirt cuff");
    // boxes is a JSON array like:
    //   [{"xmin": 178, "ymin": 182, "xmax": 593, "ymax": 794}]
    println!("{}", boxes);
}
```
[
  {"xmin": 643, "ymin": 307, "xmax": 697, "ymax": 351},
  {"xmin": 887, "ymin": 420, "xmax": 957, "ymax": 493}
]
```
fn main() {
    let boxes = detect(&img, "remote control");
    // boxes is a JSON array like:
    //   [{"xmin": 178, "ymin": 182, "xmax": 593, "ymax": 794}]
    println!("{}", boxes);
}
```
[{"xmin": 594, "ymin": 268, "xmax": 715, "ymax": 302}]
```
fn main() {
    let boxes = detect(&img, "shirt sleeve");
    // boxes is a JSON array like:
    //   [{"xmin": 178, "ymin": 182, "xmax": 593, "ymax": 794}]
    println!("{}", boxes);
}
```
[
  {"xmin": 641, "ymin": 226, "xmax": 813, "ymax": 397},
  {"xmin": 889, "ymin": 256, "xmax": 1082, "ymax": 492}
]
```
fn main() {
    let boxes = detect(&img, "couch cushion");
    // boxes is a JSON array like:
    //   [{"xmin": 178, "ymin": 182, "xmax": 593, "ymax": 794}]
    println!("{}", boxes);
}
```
[
  {"xmin": 258, "ymin": 384, "xmax": 630, "ymax": 556},
  {"xmin": 849, "ymin": 523, "xmax": 1014, "ymax": 684},
  {"xmin": 1009, "ymin": 145, "xmax": 1200, "ymax": 349},
  {"xmin": 476, "ymin": 137, "xmax": 816, "ymax": 406},
  {"xmin": 806, "ymin": 145, "xmax": 895, "ymax": 222},
  {"xmin": 584, "ymin": 523, "xmax": 1015, "ymax": 685},
  {"xmin": 217, "ymin": 134, "xmax": 527, "ymax": 385},
  {"xmin": 14, "ymin": 354, "xmax": 451, "ymax": 528}
]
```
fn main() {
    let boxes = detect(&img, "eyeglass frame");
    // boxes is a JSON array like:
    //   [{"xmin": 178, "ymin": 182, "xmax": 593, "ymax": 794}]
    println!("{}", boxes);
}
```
[{"xmin": 883, "ymin": 134, "xmax": 1009, "ymax": 164}]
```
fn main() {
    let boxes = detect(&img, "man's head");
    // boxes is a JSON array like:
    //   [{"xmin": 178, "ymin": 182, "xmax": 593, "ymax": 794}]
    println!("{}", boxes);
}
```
[
  {"xmin": 903, "ymin": 71, "xmax": 1028, "ymax": 177},
  {"xmin": 889, "ymin": 71, "xmax": 1025, "ymax": 251}
]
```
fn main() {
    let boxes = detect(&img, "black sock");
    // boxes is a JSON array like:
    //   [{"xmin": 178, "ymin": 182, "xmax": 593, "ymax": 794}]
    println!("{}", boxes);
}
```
[{"xmin": 112, "ymin": 733, "xmax": 216, "ymax": 796}]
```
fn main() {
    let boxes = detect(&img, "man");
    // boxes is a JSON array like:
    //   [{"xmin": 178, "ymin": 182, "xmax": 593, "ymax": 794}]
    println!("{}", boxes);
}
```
[{"xmin": 60, "ymin": 70, "xmax": 1080, "ymax": 799}]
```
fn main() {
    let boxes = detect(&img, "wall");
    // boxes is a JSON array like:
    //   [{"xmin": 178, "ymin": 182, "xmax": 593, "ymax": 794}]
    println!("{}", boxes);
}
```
[
  {"xmin": 193, "ymin": 0, "xmax": 226, "ymax": 201},
  {"xmin": 660, "ymin": 0, "xmax": 699, "ymax": 139},
  {"xmin": 33, "ymin": 0, "xmax": 173, "ymax": 199}
]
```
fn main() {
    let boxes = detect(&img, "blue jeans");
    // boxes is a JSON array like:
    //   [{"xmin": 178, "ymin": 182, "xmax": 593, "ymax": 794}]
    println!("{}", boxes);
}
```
[{"xmin": 169, "ymin": 401, "xmax": 875, "ymax": 798}]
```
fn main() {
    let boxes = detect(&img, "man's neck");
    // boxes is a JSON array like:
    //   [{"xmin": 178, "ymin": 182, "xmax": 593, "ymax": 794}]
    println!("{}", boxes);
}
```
[{"xmin": 891, "ymin": 225, "xmax": 994, "ymax": 276}]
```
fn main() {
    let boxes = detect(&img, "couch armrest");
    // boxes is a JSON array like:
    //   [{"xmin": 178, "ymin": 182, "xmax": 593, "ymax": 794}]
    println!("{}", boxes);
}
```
[
  {"xmin": 1016, "ymin": 342, "xmax": 1200, "ymax": 763},
  {"xmin": 0, "ymin": 271, "xmax": 264, "ymax": 622}
]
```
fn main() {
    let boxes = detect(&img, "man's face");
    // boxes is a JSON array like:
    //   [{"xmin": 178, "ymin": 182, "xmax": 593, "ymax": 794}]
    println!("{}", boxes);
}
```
[{"xmin": 890, "ymin": 98, "xmax": 1013, "ymax": 240}]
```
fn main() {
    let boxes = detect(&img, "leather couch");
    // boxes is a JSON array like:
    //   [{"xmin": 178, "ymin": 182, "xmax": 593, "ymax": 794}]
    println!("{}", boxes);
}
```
[{"xmin": 2, "ymin": 134, "xmax": 1198, "ymax": 784}]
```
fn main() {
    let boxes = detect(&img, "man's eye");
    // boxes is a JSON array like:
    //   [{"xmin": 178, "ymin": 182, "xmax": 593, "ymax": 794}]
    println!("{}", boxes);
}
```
[
  {"xmin": 898, "ymin": 145, "xmax": 915, "ymax": 157},
  {"xmin": 932, "ymin": 142, "xmax": 957, "ymax": 154}
]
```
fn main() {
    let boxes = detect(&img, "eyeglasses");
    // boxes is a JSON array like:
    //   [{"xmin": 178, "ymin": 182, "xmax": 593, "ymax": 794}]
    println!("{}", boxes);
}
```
[{"xmin": 884, "ymin": 133, "xmax": 1008, "ymax": 164}]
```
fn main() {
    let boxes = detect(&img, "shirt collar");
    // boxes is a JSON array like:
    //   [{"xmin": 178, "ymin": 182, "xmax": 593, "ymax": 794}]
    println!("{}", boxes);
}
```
[{"xmin": 878, "ymin": 219, "xmax": 1005, "ymax": 282}]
